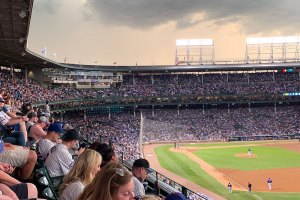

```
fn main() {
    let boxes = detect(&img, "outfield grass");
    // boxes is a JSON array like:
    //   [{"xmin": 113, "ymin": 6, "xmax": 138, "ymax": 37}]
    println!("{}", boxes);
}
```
[
  {"xmin": 154, "ymin": 143, "xmax": 300, "ymax": 200},
  {"xmin": 194, "ymin": 146, "xmax": 300, "ymax": 170},
  {"xmin": 182, "ymin": 140, "xmax": 296, "ymax": 148}
]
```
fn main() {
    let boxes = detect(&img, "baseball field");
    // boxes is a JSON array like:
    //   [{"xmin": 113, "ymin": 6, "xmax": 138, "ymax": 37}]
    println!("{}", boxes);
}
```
[{"xmin": 144, "ymin": 140, "xmax": 300, "ymax": 200}]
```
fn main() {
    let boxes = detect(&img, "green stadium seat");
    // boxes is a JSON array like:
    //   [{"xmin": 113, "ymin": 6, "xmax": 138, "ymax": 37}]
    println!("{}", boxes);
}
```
[{"xmin": 42, "ymin": 187, "xmax": 58, "ymax": 200}]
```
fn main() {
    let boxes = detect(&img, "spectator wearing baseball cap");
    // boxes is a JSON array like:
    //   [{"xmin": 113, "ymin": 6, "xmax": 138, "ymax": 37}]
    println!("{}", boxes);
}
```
[
  {"xmin": 60, "ymin": 129, "xmax": 83, "ymax": 141},
  {"xmin": 62, "ymin": 123, "xmax": 82, "ymax": 156},
  {"xmin": 132, "ymin": 158, "xmax": 153, "ymax": 197},
  {"xmin": 37, "ymin": 122, "xmax": 64, "ymax": 161},
  {"xmin": 45, "ymin": 129, "xmax": 85, "ymax": 177},
  {"xmin": 48, "ymin": 122, "xmax": 65, "ymax": 135}
]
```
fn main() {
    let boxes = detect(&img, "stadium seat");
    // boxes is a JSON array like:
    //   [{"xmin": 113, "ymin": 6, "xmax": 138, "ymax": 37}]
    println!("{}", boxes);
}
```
[
  {"xmin": 35, "ymin": 166, "xmax": 63, "ymax": 197},
  {"xmin": 42, "ymin": 187, "xmax": 58, "ymax": 200},
  {"xmin": 36, "ymin": 166, "xmax": 64, "ymax": 187},
  {"xmin": 38, "ymin": 176, "xmax": 50, "ymax": 187}
]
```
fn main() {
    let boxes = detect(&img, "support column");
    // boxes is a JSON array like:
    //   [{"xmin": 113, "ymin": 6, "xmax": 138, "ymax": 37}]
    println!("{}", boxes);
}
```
[
  {"xmin": 108, "ymin": 107, "xmax": 111, "ymax": 119},
  {"xmin": 60, "ymin": 112, "xmax": 63, "ymax": 122},
  {"xmin": 25, "ymin": 67, "xmax": 28, "ymax": 83},
  {"xmin": 10, "ymin": 63, "xmax": 13, "ymax": 76},
  {"xmin": 152, "ymin": 105, "xmax": 154, "ymax": 117},
  {"xmin": 151, "ymin": 74, "xmax": 154, "ymax": 85},
  {"xmin": 132, "ymin": 73, "xmax": 135, "ymax": 85},
  {"xmin": 247, "ymin": 72, "xmax": 250, "ymax": 83}
]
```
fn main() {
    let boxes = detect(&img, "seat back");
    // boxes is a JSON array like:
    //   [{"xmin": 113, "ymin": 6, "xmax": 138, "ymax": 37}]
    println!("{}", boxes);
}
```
[
  {"xmin": 36, "ymin": 166, "xmax": 52, "ymax": 183},
  {"xmin": 38, "ymin": 176, "xmax": 50, "ymax": 187},
  {"xmin": 36, "ymin": 166, "xmax": 64, "ymax": 198},
  {"xmin": 42, "ymin": 187, "xmax": 58, "ymax": 200}
]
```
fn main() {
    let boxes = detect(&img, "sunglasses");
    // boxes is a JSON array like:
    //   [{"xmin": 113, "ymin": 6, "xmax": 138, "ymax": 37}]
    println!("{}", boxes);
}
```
[
  {"xmin": 115, "ymin": 167, "xmax": 129, "ymax": 177},
  {"xmin": 115, "ymin": 168, "xmax": 125, "ymax": 176},
  {"xmin": 134, "ymin": 196, "xmax": 160, "ymax": 200}
]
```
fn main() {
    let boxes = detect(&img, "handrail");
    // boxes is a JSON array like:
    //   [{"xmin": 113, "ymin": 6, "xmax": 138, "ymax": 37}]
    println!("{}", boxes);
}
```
[{"xmin": 32, "ymin": 93, "xmax": 300, "ymax": 112}]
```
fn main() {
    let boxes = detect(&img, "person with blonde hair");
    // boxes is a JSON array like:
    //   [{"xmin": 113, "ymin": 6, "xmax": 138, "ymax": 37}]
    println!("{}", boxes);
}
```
[
  {"xmin": 78, "ymin": 162, "xmax": 134, "ymax": 200},
  {"xmin": 59, "ymin": 149, "xmax": 102, "ymax": 200}
]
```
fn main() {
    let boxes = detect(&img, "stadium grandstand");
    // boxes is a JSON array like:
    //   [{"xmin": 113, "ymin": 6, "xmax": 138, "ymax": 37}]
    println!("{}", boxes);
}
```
[{"xmin": 0, "ymin": 0, "xmax": 300, "ymax": 200}]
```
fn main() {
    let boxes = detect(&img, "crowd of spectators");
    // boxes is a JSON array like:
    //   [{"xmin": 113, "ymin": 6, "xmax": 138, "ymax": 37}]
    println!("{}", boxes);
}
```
[
  {"xmin": 59, "ymin": 104, "xmax": 300, "ymax": 161},
  {"xmin": 141, "ymin": 106, "xmax": 300, "ymax": 142},
  {"xmin": 1, "ymin": 69, "xmax": 300, "ymax": 105},
  {"xmin": 63, "ymin": 114, "xmax": 141, "ymax": 161}
]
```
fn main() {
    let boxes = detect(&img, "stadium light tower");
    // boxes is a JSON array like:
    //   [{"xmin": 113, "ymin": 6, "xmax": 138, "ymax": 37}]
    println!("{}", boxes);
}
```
[
  {"xmin": 245, "ymin": 36, "xmax": 300, "ymax": 64},
  {"xmin": 175, "ymin": 39, "xmax": 215, "ymax": 65}
]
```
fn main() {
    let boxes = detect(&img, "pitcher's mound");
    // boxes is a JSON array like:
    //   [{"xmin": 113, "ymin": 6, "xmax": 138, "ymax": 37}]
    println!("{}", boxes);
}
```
[{"xmin": 235, "ymin": 153, "xmax": 256, "ymax": 158}]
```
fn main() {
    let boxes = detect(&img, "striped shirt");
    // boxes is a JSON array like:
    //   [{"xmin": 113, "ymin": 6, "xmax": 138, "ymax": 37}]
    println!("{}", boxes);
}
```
[
  {"xmin": 133, "ymin": 176, "xmax": 145, "ymax": 197},
  {"xmin": 37, "ymin": 139, "xmax": 56, "ymax": 161},
  {"xmin": 45, "ymin": 143, "xmax": 74, "ymax": 177}
]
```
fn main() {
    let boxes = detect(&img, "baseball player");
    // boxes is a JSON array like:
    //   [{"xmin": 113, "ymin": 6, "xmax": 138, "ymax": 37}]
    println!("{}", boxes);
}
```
[
  {"xmin": 248, "ymin": 182, "xmax": 252, "ymax": 195},
  {"xmin": 248, "ymin": 148, "xmax": 252, "ymax": 156},
  {"xmin": 227, "ymin": 182, "xmax": 232, "ymax": 193},
  {"xmin": 267, "ymin": 178, "xmax": 272, "ymax": 190}
]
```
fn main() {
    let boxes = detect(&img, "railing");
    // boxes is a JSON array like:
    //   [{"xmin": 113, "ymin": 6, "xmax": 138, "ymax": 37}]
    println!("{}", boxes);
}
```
[
  {"xmin": 33, "ymin": 93, "xmax": 300, "ymax": 112},
  {"xmin": 122, "ymin": 159, "xmax": 210, "ymax": 200}
]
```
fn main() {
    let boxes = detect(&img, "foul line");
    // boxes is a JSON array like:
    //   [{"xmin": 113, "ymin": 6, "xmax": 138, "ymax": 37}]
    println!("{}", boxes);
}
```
[{"xmin": 189, "ymin": 167, "xmax": 263, "ymax": 200}]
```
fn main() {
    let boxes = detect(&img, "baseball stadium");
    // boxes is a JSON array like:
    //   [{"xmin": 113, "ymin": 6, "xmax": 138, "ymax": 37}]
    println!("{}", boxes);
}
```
[{"xmin": 0, "ymin": 0, "xmax": 300, "ymax": 200}]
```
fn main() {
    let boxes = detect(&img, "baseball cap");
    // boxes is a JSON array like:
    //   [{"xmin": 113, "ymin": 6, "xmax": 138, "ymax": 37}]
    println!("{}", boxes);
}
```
[
  {"xmin": 133, "ymin": 158, "xmax": 153, "ymax": 173},
  {"xmin": 61, "ymin": 129, "xmax": 83, "ymax": 141},
  {"xmin": 165, "ymin": 193, "xmax": 187, "ymax": 200},
  {"xmin": 48, "ymin": 122, "xmax": 65, "ymax": 135}
]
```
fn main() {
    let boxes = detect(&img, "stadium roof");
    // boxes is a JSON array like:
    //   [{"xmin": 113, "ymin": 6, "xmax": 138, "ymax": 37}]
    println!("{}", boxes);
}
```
[
  {"xmin": 1, "ymin": 0, "xmax": 300, "ymax": 73},
  {"xmin": 0, "ymin": 0, "xmax": 52, "ymax": 68}
]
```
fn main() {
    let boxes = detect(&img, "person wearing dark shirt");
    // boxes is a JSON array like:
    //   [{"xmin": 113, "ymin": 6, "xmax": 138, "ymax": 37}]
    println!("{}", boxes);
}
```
[
  {"xmin": 227, "ymin": 182, "xmax": 232, "ymax": 193},
  {"xmin": 248, "ymin": 182, "xmax": 252, "ymax": 195}
]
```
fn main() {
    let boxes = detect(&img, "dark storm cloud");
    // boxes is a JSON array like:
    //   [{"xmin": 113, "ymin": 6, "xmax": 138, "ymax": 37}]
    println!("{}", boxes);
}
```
[{"xmin": 84, "ymin": 0, "xmax": 300, "ymax": 34}]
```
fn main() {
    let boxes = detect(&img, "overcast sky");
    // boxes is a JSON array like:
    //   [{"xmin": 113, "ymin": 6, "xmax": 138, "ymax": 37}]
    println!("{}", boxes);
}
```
[{"xmin": 27, "ymin": 0, "xmax": 300, "ymax": 65}]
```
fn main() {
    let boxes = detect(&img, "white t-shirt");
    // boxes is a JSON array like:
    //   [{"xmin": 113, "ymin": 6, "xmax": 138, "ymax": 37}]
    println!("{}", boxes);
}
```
[
  {"xmin": 0, "ymin": 111, "xmax": 10, "ymax": 125},
  {"xmin": 59, "ymin": 180, "xmax": 85, "ymax": 200}
]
